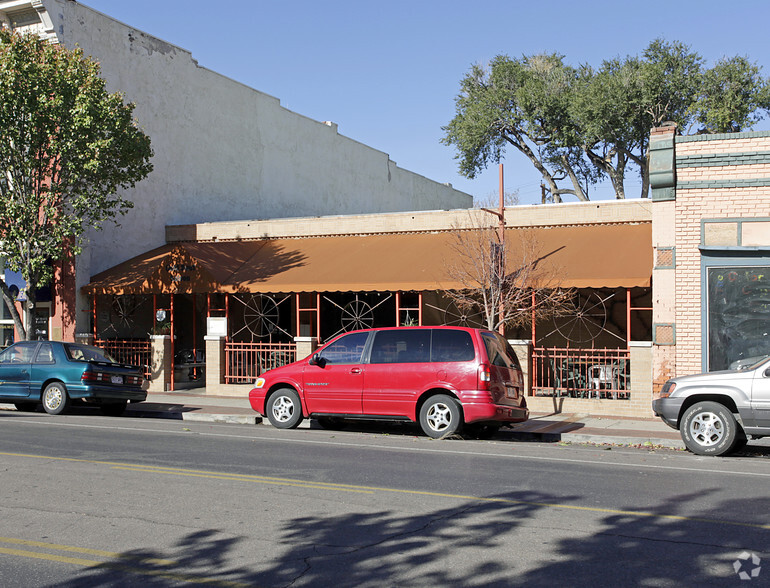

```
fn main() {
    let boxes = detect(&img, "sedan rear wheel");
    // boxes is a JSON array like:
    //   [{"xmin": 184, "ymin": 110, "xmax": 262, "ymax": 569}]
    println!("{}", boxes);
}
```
[
  {"xmin": 42, "ymin": 382, "xmax": 70, "ymax": 415},
  {"xmin": 419, "ymin": 394, "xmax": 462, "ymax": 439}
]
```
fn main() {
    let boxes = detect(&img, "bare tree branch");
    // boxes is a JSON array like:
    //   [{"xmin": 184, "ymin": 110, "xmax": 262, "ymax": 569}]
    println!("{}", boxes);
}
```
[{"xmin": 443, "ymin": 214, "xmax": 574, "ymax": 333}]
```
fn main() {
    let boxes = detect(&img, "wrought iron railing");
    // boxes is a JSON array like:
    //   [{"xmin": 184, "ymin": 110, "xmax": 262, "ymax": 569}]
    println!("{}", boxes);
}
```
[
  {"xmin": 532, "ymin": 347, "xmax": 631, "ymax": 399},
  {"xmin": 95, "ymin": 339, "xmax": 152, "ymax": 379},
  {"xmin": 225, "ymin": 342, "xmax": 297, "ymax": 384}
]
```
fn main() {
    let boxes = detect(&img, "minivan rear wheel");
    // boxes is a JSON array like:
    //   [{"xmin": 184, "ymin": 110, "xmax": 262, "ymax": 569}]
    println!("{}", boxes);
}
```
[
  {"xmin": 680, "ymin": 401, "xmax": 739, "ymax": 456},
  {"xmin": 419, "ymin": 394, "xmax": 462, "ymax": 439}
]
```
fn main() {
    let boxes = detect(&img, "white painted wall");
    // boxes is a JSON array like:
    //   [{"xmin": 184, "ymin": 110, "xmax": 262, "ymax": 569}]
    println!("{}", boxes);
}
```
[{"xmin": 5, "ymin": 0, "xmax": 471, "ymax": 332}]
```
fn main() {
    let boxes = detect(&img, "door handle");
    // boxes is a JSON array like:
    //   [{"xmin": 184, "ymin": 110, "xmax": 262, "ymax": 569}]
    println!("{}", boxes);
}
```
[{"xmin": 350, "ymin": 368, "xmax": 362, "ymax": 374}]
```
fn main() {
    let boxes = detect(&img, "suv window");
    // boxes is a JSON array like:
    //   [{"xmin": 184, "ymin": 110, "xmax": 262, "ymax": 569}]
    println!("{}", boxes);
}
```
[
  {"xmin": 431, "ymin": 329, "xmax": 475, "ymax": 362},
  {"xmin": 318, "ymin": 332, "xmax": 369, "ymax": 365},
  {"xmin": 481, "ymin": 332, "xmax": 521, "ymax": 369},
  {"xmin": 370, "ymin": 329, "xmax": 430, "ymax": 364}
]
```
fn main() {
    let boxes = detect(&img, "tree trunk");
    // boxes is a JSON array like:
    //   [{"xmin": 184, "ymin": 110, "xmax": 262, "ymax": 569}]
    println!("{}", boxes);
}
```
[
  {"xmin": 0, "ymin": 280, "xmax": 25, "ymax": 340},
  {"xmin": 504, "ymin": 135, "xmax": 585, "ymax": 202},
  {"xmin": 23, "ymin": 289, "xmax": 36, "ymax": 341}
]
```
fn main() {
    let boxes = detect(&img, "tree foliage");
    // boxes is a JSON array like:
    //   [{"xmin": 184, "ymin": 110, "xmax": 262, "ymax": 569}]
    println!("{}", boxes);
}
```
[
  {"xmin": 0, "ymin": 30, "xmax": 153, "ymax": 339},
  {"xmin": 443, "ymin": 38, "xmax": 770, "ymax": 202}
]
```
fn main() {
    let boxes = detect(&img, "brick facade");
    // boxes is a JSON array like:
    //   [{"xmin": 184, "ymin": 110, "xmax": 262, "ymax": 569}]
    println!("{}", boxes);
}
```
[{"xmin": 651, "ymin": 128, "xmax": 770, "ymax": 388}]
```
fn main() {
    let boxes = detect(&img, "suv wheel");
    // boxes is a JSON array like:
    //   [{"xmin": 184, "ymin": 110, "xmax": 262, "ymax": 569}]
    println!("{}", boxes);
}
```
[
  {"xmin": 680, "ymin": 401, "xmax": 740, "ymax": 456},
  {"xmin": 419, "ymin": 394, "xmax": 462, "ymax": 439},
  {"xmin": 266, "ymin": 388, "xmax": 303, "ymax": 429}
]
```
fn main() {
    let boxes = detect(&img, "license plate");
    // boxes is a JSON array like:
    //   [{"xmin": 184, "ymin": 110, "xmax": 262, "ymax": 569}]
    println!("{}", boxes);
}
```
[{"xmin": 111, "ymin": 375, "xmax": 123, "ymax": 384}]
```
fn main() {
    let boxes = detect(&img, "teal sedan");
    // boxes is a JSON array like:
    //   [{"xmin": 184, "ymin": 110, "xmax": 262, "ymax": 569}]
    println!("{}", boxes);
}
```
[{"xmin": 0, "ymin": 341, "xmax": 148, "ymax": 416}]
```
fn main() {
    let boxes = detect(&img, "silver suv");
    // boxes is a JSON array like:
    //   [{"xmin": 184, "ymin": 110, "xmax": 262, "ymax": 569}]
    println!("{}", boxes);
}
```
[{"xmin": 652, "ymin": 356, "xmax": 770, "ymax": 456}]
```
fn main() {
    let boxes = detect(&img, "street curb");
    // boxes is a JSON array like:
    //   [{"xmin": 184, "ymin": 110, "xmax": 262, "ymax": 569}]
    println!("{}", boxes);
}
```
[
  {"xmin": 5, "ymin": 402, "xmax": 685, "ymax": 448},
  {"xmin": 126, "ymin": 406, "xmax": 260, "ymax": 425},
  {"xmin": 128, "ymin": 406, "xmax": 685, "ymax": 447},
  {"xmin": 558, "ymin": 432, "xmax": 686, "ymax": 449},
  {"xmin": 180, "ymin": 413, "xmax": 260, "ymax": 425}
]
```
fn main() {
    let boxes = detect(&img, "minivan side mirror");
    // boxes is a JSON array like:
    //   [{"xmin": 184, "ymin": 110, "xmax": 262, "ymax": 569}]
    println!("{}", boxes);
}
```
[{"xmin": 309, "ymin": 353, "xmax": 326, "ymax": 368}]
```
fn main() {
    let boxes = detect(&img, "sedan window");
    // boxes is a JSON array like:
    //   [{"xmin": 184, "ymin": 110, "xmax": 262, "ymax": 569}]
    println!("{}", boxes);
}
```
[
  {"xmin": 34, "ymin": 342, "xmax": 55, "ymax": 364},
  {"xmin": 64, "ymin": 343, "xmax": 116, "ymax": 363},
  {"xmin": 0, "ymin": 342, "xmax": 37, "ymax": 363}
]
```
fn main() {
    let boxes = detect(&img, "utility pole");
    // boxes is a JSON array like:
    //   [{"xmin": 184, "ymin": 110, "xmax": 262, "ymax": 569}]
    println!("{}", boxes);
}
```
[{"xmin": 481, "ymin": 163, "xmax": 506, "ymax": 334}]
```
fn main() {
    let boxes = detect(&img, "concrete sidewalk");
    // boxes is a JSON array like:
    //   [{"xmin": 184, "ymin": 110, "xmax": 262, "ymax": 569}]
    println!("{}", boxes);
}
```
[{"xmin": 124, "ymin": 389, "xmax": 685, "ymax": 450}]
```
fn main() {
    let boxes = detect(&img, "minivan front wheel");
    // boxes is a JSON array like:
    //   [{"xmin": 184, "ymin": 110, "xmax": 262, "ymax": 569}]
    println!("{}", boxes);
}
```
[
  {"xmin": 420, "ymin": 394, "xmax": 462, "ymax": 439},
  {"xmin": 266, "ymin": 388, "xmax": 303, "ymax": 429},
  {"xmin": 680, "ymin": 401, "xmax": 739, "ymax": 456}
]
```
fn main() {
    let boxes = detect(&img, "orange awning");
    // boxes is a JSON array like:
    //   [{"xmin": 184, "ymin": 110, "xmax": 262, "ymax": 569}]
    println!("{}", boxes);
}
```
[{"xmin": 84, "ymin": 222, "xmax": 652, "ymax": 295}]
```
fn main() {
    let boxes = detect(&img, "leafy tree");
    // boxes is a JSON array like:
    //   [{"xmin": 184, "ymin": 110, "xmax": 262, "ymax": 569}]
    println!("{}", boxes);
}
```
[
  {"xmin": 693, "ymin": 55, "xmax": 770, "ymax": 133},
  {"xmin": 569, "ymin": 58, "xmax": 647, "ymax": 199},
  {"xmin": 0, "ymin": 30, "xmax": 153, "ymax": 340},
  {"xmin": 442, "ymin": 54, "xmax": 595, "ymax": 203},
  {"xmin": 444, "ymin": 39, "xmax": 770, "ymax": 201}
]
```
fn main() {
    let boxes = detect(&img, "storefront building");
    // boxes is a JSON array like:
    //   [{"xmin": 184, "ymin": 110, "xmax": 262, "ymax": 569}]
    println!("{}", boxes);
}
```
[
  {"xmin": 651, "ymin": 125, "xmax": 770, "ymax": 390},
  {"xmin": 84, "ymin": 200, "xmax": 655, "ymax": 417}
]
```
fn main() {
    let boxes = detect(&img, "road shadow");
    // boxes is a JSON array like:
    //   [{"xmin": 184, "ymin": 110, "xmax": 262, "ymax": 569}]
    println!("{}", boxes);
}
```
[{"xmin": 49, "ymin": 489, "xmax": 769, "ymax": 587}]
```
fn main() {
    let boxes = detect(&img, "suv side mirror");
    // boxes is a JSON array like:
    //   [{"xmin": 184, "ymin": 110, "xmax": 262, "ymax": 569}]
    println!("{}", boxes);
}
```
[{"xmin": 309, "ymin": 353, "xmax": 326, "ymax": 368}]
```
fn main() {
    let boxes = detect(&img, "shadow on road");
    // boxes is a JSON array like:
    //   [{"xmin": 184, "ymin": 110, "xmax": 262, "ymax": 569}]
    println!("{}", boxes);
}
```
[{"xmin": 50, "ymin": 489, "xmax": 768, "ymax": 587}]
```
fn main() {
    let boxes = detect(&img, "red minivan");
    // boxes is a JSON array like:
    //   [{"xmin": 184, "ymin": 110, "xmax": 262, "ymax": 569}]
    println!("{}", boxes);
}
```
[{"xmin": 249, "ymin": 326, "xmax": 528, "ymax": 438}]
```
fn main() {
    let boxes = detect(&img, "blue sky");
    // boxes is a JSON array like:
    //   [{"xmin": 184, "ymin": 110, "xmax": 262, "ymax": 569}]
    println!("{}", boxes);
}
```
[{"xmin": 82, "ymin": 0, "xmax": 770, "ymax": 206}]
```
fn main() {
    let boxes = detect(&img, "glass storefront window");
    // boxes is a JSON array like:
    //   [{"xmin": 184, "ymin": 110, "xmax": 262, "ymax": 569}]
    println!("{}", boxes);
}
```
[
  {"xmin": 0, "ymin": 325, "xmax": 13, "ymax": 348},
  {"xmin": 707, "ymin": 266, "xmax": 770, "ymax": 370}
]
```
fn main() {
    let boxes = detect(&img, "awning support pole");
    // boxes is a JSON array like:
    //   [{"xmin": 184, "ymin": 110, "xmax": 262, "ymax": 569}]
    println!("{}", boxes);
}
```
[
  {"xmin": 626, "ymin": 288, "xmax": 631, "ymax": 349},
  {"xmin": 170, "ymin": 294, "xmax": 175, "ymax": 392},
  {"xmin": 92, "ymin": 295, "xmax": 97, "ymax": 340}
]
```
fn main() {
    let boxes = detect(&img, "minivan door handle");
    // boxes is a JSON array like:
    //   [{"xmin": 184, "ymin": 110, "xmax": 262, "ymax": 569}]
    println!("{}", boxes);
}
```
[{"xmin": 350, "ymin": 368, "xmax": 362, "ymax": 374}]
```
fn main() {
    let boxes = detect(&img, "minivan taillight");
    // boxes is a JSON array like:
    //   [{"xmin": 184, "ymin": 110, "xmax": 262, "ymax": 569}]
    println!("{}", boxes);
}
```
[{"xmin": 477, "ymin": 363, "xmax": 491, "ymax": 390}]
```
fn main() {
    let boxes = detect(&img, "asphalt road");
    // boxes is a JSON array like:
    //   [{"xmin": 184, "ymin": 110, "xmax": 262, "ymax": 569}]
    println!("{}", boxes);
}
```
[{"xmin": 1, "ymin": 410, "xmax": 769, "ymax": 587}]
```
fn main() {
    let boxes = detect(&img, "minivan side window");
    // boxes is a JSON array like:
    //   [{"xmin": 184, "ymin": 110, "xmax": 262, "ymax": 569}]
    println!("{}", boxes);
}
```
[
  {"xmin": 370, "ymin": 329, "xmax": 431, "ymax": 364},
  {"xmin": 431, "ymin": 329, "xmax": 475, "ymax": 362},
  {"xmin": 317, "ymin": 332, "xmax": 369, "ymax": 365},
  {"xmin": 481, "ymin": 332, "xmax": 521, "ymax": 369}
]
